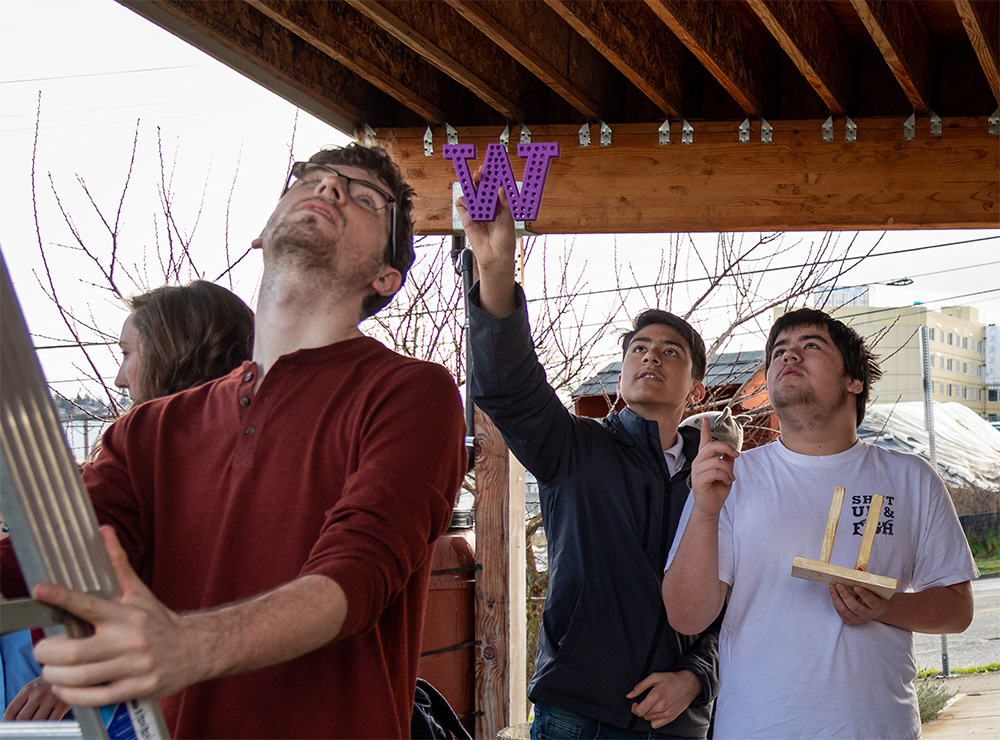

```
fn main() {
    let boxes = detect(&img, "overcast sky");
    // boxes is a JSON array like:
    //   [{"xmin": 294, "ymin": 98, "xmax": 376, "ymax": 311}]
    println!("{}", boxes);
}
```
[{"xmin": 1, "ymin": 0, "xmax": 998, "ymax": 398}]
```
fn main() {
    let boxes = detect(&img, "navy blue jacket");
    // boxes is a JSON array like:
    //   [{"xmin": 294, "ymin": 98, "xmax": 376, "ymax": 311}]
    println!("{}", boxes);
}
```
[{"xmin": 469, "ymin": 284, "xmax": 720, "ymax": 737}]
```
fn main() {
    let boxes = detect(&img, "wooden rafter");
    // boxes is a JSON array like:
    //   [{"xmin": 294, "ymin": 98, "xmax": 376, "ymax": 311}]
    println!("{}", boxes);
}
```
[
  {"xmin": 850, "ymin": 0, "xmax": 936, "ymax": 113},
  {"xmin": 544, "ymin": 0, "xmax": 687, "ymax": 119},
  {"xmin": 643, "ymin": 0, "xmax": 777, "ymax": 117},
  {"xmin": 446, "ymin": 0, "xmax": 603, "ymax": 120},
  {"xmin": 747, "ymin": 0, "xmax": 856, "ymax": 115},
  {"xmin": 954, "ymin": 0, "xmax": 1000, "ymax": 102},
  {"xmin": 345, "ymin": 0, "xmax": 531, "ymax": 123},
  {"xmin": 246, "ymin": 0, "xmax": 463, "ymax": 124}
]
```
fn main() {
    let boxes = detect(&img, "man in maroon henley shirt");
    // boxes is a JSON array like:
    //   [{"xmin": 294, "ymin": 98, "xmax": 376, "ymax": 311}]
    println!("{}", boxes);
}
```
[{"xmin": 0, "ymin": 143, "xmax": 467, "ymax": 738}]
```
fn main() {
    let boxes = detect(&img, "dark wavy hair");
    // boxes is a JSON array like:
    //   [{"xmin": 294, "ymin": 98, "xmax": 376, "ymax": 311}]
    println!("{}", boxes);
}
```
[
  {"xmin": 307, "ymin": 143, "xmax": 416, "ymax": 319},
  {"xmin": 765, "ymin": 307, "xmax": 882, "ymax": 426},
  {"xmin": 128, "ymin": 280, "xmax": 254, "ymax": 402},
  {"xmin": 620, "ymin": 309, "xmax": 707, "ymax": 381}
]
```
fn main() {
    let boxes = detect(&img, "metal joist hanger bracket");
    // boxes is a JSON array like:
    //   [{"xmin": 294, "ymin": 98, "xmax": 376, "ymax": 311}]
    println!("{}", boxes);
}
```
[
  {"xmin": 599, "ymin": 120, "xmax": 612, "ymax": 147},
  {"xmin": 445, "ymin": 123, "xmax": 459, "ymax": 145},
  {"xmin": 904, "ymin": 113, "xmax": 916, "ymax": 141},
  {"xmin": 822, "ymin": 116, "xmax": 834, "ymax": 143},
  {"xmin": 681, "ymin": 118, "xmax": 693, "ymax": 145},
  {"xmin": 578, "ymin": 122, "xmax": 591, "ymax": 147},
  {"xmin": 845, "ymin": 115, "xmax": 857, "ymax": 143},
  {"xmin": 990, "ymin": 107, "xmax": 1000, "ymax": 136},
  {"xmin": 423, "ymin": 125, "xmax": 434, "ymax": 156},
  {"xmin": 500, "ymin": 124, "xmax": 510, "ymax": 150},
  {"xmin": 929, "ymin": 110, "xmax": 942, "ymax": 137},
  {"xmin": 760, "ymin": 116, "xmax": 773, "ymax": 144},
  {"xmin": 658, "ymin": 119, "xmax": 670, "ymax": 145},
  {"xmin": 517, "ymin": 113, "xmax": 531, "ymax": 144},
  {"xmin": 739, "ymin": 118, "xmax": 750, "ymax": 143}
]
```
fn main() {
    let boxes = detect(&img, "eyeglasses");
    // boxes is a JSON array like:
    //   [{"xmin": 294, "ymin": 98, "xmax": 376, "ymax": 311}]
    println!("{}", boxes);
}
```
[{"xmin": 281, "ymin": 161, "xmax": 398, "ymax": 263}]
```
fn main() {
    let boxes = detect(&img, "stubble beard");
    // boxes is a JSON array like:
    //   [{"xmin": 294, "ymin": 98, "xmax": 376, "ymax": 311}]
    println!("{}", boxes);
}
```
[
  {"xmin": 772, "ymin": 380, "xmax": 849, "ymax": 430},
  {"xmin": 267, "ymin": 216, "xmax": 384, "ymax": 288}
]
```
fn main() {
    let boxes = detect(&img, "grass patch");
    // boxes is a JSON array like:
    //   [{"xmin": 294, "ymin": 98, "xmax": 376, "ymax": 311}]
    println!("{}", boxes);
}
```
[
  {"xmin": 917, "ymin": 680, "xmax": 953, "ymax": 723},
  {"xmin": 975, "ymin": 557, "xmax": 1000, "ymax": 575},
  {"xmin": 917, "ymin": 663, "xmax": 1000, "ymax": 680}
]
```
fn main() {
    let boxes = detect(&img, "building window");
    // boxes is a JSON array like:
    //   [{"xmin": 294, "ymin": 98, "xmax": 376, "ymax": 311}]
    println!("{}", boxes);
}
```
[
  {"xmin": 963, "ymin": 362, "xmax": 968, "ymax": 374},
  {"xmin": 948, "ymin": 333, "xmax": 954, "ymax": 346},
  {"xmin": 930, "ymin": 355, "xmax": 935, "ymax": 368},
  {"xmin": 963, "ymin": 337, "xmax": 969, "ymax": 350},
  {"xmin": 947, "ymin": 358, "xmax": 953, "ymax": 371},
  {"xmin": 978, "ymin": 340, "xmax": 983, "ymax": 353},
  {"xmin": 978, "ymin": 389, "xmax": 983, "ymax": 401},
  {"xmin": 939, "ymin": 382, "xmax": 945, "ymax": 396},
  {"xmin": 947, "ymin": 384, "xmax": 953, "ymax": 397},
  {"xmin": 929, "ymin": 328, "xmax": 936, "ymax": 341},
  {"xmin": 989, "ymin": 389, "xmax": 999, "ymax": 402},
  {"xmin": 962, "ymin": 386, "xmax": 968, "ymax": 400}
]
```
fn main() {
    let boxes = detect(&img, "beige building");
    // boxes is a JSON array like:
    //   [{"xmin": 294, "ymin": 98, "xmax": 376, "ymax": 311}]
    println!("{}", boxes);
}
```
[{"xmin": 776, "ymin": 299, "xmax": 1000, "ymax": 421}]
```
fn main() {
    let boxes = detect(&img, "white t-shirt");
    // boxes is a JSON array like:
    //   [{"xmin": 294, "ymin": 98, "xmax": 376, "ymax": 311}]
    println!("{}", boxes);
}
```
[{"xmin": 666, "ymin": 439, "xmax": 978, "ymax": 739}]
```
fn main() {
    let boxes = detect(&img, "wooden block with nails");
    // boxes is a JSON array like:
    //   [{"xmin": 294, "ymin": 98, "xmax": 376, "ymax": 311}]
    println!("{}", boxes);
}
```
[{"xmin": 791, "ymin": 487, "xmax": 898, "ymax": 600}]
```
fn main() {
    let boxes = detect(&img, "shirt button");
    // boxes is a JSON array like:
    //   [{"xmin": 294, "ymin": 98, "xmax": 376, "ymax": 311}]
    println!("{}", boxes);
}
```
[
  {"xmin": 239, "ymin": 396, "xmax": 250, "ymax": 407},
  {"xmin": 244, "ymin": 426, "xmax": 255, "ymax": 436},
  {"xmin": 243, "ymin": 372, "xmax": 254, "ymax": 382}
]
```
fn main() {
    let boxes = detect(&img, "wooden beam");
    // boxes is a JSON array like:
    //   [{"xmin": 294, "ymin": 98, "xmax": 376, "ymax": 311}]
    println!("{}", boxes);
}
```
[
  {"xmin": 446, "ymin": 0, "xmax": 603, "ymax": 120},
  {"xmin": 117, "ymin": 0, "xmax": 402, "ymax": 132},
  {"xmin": 245, "ymin": 0, "xmax": 469, "ymax": 124},
  {"xmin": 954, "ymin": 0, "xmax": 1000, "ymax": 103},
  {"xmin": 473, "ymin": 407, "xmax": 526, "ymax": 739},
  {"xmin": 544, "ymin": 0, "xmax": 687, "ymax": 119},
  {"xmin": 850, "ymin": 0, "xmax": 936, "ymax": 113},
  {"xmin": 746, "ymin": 0, "xmax": 856, "ymax": 115},
  {"xmin": 345, "ymin": 0, "xmax": 537, "ymax": 123},
  {"xmin": 643, "ymin": 0, "xmax": 777, "ymax": 117},
  {"xmin": 384, "ymin": 118, "xmax": 999, "ymax": 234}
]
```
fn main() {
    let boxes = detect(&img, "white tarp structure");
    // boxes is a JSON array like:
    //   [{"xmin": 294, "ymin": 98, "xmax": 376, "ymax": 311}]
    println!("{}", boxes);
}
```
[{"xmin": 860, "ymin": 402, "xmax": 1000, "ymax": 496}]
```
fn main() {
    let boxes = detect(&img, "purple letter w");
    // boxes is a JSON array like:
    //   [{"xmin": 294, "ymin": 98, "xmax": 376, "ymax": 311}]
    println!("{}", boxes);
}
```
[{"xmin": 444, "ymin": 142, "xmax": 560, "ymax": 222}]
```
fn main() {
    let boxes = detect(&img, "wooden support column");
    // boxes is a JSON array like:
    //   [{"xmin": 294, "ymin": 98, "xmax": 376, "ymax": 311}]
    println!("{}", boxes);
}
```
[{"xmin": 474, "ymin": 407, "xmax": 527, "ymax": 739}]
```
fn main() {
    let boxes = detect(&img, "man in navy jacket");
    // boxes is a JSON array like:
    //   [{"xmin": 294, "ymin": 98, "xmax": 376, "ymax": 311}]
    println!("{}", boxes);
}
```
[{"xmin": 459, "ymin": 192, "xmax": 720, "ymax": 738}]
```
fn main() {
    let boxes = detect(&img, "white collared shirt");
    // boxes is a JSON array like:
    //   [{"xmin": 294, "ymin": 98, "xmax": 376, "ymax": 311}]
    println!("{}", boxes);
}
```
[{"xmin": 662, "ymin": 433, "xmax": 684, "ymax": 478}]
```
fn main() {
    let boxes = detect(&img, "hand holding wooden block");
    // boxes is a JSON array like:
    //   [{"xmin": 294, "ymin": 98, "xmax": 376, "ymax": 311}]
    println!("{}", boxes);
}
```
[{"xmin": 791, "ymin": 486, "xmax": 898, "ymax": 600}]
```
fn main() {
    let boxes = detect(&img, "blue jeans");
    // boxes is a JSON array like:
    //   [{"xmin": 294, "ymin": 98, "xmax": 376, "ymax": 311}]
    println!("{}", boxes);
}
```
[{"xmin": 530, "ymin": 701, "xmax": 706, "ymax": 740}]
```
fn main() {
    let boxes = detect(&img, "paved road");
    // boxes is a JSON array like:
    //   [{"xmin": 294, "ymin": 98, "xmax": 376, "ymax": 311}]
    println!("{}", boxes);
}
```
[{"xmin": 915, "ymin": 575, "xmax": 1000, "ymax": 672}]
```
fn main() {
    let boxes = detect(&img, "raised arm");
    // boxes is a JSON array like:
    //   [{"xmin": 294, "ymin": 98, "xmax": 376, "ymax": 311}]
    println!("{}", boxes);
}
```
[
  {"xmin": 662, "ymin": 419, "xmax": 737, "ymax": 635},
  {"xmin": 455, "ymin": 172, "xmax": 518, "ymax": 318}
]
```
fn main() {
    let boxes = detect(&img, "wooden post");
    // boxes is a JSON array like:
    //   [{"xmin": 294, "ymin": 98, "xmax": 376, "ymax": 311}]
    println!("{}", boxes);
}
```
[{"xmin": 474, "ymin": 407, "xmax": 527, "ymax": 738}]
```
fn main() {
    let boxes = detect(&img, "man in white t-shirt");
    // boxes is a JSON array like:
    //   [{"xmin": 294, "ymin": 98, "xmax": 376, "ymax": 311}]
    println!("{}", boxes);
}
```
[{"xmin": 662, "ymin": 307, "xmax": 978, "ymax": 739}]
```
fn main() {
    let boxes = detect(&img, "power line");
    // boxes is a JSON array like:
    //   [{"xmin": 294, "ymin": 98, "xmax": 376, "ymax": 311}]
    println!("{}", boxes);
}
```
[
  {"xmin": 0, "ymin": 65, "xmax": 204, "ymax": 85},
  {"xmin": 523, "ymin": 235, "xmax": 1000, "ymax": 304}
]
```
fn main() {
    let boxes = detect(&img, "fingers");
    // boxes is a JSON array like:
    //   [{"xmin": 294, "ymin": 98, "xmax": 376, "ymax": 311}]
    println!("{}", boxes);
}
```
[
  {"xmin": 700, "ymin": 417, "xmax": 712, "ymax": 447},
  {"xmin": 101, "ymin": 526, "xmax": 149, "ymax": 601},
  {"xmin": 626, "ymin": 674, "xmax": 656, "ymax": 698}
]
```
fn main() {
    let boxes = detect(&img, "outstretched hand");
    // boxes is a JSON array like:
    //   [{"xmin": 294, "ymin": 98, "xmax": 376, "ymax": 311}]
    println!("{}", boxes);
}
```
[
  {"xmin": 32, "ymin": 527, "xmax": 205, "ymax": 706},
  {"xmin": 454, "ymin": 169, "xmax": 518, "ymax": 270},
  {"xmin": 690, "ymin": 418, "xmax": 739, "ymax": 517}
]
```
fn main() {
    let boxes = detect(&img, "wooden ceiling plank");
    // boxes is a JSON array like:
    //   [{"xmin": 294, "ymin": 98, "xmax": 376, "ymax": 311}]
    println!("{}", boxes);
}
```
[
  {"xmin": 446, "ymin": 0, "xmax": 602, "ymax": 119},
  {"xmin": 544, "ymin": 0, "xmax": 685, "ymax": 119},
  {"xmin": 643, "ymin": 0, "xmax": 775, "ymax": 117},
  {"xmin": 953, "ymin": 0, "xmax": 1000, "ymax": 103},
  {"xmin": 118, "ymin": 0, "xmax": 403, "ymax": 132},
  {"xmin": 246, "ymin": 0, "xmax": 452, "ymax": 123},
  {"xmin": 746, "ymin": 0, "xmax": 855, "ymax": 115},
  {"xmin": 344, "ymin": 0, "xmax": 521, "ymax": 121},
  {"xmin": 849, "ymin": 0, "xmax": 936, "ymax": 113},
  {"xmin": 387, "ymin": 119, "xmax": 998, "ymax": 234}
]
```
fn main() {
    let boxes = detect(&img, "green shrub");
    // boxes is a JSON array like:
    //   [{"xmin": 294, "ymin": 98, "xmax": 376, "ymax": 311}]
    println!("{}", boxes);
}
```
[{"xmin": 917, "ymin": 680, "xmax": 953, "ymax": 724}]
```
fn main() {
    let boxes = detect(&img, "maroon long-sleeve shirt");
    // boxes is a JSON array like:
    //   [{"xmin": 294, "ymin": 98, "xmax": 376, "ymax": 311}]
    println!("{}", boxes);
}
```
[{"xmin": 2, "ymin": 337, "xmax": 466, "ymax": 739}]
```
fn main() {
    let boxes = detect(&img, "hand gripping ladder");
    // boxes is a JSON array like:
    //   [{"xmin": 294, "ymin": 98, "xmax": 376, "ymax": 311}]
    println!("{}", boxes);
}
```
[{"xmin": 0, "ymin": 252, "xmax": 169, "ymax": 739}]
